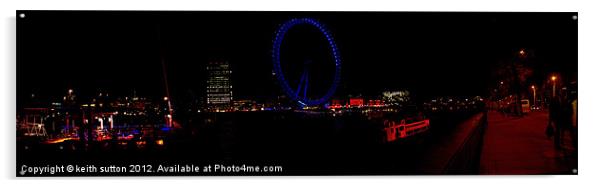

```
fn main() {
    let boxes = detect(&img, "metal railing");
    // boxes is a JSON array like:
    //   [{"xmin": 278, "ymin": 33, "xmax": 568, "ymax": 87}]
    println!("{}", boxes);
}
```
[{"xmin": 443, "ymin": 112, "xmax": 487, "ymax": 174}]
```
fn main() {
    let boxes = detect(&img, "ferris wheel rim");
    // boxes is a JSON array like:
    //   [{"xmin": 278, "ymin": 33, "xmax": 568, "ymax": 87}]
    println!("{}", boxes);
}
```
[{"xmin": 271, "ymin": 18, "xmax": 342, "ymax": 106}]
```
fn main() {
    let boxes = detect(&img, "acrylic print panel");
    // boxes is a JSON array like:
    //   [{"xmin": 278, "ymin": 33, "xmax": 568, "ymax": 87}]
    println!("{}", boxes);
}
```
[{"xmin": 16, "ymin": 11, "xmax": 577, "ymax": 176}]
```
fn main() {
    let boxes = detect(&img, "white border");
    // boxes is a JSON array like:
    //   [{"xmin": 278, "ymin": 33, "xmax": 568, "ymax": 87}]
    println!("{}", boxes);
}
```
[{"xmin": 1, "ymin": 0, "xmax": 601, "ymax": 188}]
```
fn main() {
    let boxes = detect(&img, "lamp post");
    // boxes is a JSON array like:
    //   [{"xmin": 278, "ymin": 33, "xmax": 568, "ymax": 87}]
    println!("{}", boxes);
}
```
[
  {"xmin": 531, "ymin": 85, "xmax": 536, "ymax": 107},
  {"xmin": 164, "ymin": 96, "xmax": 172, "ymax": 127},
  {"xmin": 511, "ymin": 49, "xmax": 527, "ymax": 116},
  {"xmin": 551, "ymin": 76, "xmax": 557, "ymax": 98}
]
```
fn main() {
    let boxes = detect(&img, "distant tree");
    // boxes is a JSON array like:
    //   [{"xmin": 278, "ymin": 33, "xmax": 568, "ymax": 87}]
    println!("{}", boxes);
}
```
[{"xmin": 492, "ymin": 49, "xmax": 534, "ymax": 116}]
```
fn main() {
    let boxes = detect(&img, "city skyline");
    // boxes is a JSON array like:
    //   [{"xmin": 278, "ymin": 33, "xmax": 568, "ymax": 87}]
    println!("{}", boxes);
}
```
[{"xmin": 18, "ymin": 11, "xmax": 577, "ymax": 108}]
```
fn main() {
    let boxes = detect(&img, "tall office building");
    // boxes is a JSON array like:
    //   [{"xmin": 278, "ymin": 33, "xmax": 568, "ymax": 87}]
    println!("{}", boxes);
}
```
[{"xmin": 206, "ymin": 61, "xmax": 233, "ymax": 111}]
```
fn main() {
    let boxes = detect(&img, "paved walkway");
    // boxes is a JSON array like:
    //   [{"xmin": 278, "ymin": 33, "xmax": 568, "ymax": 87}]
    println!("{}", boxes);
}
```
[
  {"xmin": 417, "ymin": 113, "xmax": 484, "ymax": 174},
  {"xmin": 480, "ymin": 110, "xmax": 577, "ymax": 174}
]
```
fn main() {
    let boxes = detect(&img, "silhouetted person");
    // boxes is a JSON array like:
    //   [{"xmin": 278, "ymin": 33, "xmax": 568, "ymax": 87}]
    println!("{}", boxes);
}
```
[
  {"xmin": 570, "ymin": 97, "xmax": 577, "ymax": 149},
  {"xmin": 558, "ymin": 96, "xmax": 571, "ymax": 149},
  {"xmin": 551, "ymin": 93, "xmax": 574, "ymax": 150},
  {"xmin": 548, "ymin": 96, "xmax": 562, "ymax": 148},
  {"xmin": 562, "ymin": 92, "xmax": 578, "ymax": 150}
]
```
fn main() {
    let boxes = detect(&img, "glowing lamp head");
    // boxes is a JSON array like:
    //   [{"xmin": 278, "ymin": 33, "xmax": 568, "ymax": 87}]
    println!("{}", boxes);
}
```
[
  {"xmin": 531, "ymin": 85, "xmax": 535, "ymax": 89},
  {"xmin": 163, "ymin": 96, "xmax": 169, "ymax": 101},
  {"xmin": 551, "ymin": 76, "xmax": 557, "ymax": 81}
]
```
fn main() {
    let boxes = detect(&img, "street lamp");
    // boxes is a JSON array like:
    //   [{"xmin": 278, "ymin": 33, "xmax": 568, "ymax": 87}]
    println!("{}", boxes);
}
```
[
  {"xmin": 551, "ymin": 75, "xmax": 557, "ymax": 98},
  {"xmin": 163, "ymin": 96, "xmax": 173, "ymax": 127},
  {"xmin": 519, "ymin": 49, "xmax": 526, "ymax": 57},
  {"xmin": 531, "ymin": 85, "xmax": 536, "ymax": 107}
]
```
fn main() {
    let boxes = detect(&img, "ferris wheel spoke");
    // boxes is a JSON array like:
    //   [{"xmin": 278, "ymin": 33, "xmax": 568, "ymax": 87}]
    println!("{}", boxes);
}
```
[
  {"xmin": 303, "ymin": 71, "xmax": 309, "ymax": 100},
  {"xmin": 296, "ymin": 69, "xmax": 310, "ymax": 100},
  {"xmin": 296, "ymin": 70, "xmax": 307, "ymax": 97}
]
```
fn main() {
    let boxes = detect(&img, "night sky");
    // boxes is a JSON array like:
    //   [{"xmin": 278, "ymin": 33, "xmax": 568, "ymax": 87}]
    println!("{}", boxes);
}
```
[{"xmin": 17, "ymin": 11, "xmax": 577, "ymax": 106}]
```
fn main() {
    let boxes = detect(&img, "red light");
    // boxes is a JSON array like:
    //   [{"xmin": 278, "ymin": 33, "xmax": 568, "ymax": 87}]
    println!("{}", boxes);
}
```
[
  {"xmin": 349, "ymin": 98, "xmax": 364, "ymax": 107},
  {"xmin": 383, "ymin": 119, "xmax": 430, "ymax": 142},
  {"xmin": 329, "ymin": 99, "xmax": 343, "ymax": 109},
  {"xmin": 368, "ymin": 99, "xmax": 383, "ymax": 107}
]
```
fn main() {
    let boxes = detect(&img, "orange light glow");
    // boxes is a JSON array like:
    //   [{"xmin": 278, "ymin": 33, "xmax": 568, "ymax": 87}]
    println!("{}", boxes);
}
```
[{"xmin": 44, "ymin": 137, "xmax": 76, "ymax": 144}]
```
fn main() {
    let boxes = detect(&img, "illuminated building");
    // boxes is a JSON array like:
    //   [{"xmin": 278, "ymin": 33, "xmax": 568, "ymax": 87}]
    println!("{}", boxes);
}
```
[
  {"xmin": 329, "ymin": 99, "xmax": 343, "ymax": 109},
  {"xmin": 232, "ymin": 99, "xmax": 257, "ymax": 111},
  {"xmin": 368, "ymin": 99, "xmax": 384, "ymax": 107},
  {"xmin": 206, "ymin": 61, "xmax": 233, "ymax": 111},
  {"xmin": 349, "ymin": 98, "xmax": 364, "ymax": 107},
  {"xmin": 382, "ymin": 90, "xmax": 411, "ymax": 103}
]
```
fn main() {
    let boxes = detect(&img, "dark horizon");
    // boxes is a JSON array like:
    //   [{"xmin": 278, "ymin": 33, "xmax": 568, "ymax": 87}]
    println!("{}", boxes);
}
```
[{"xmin": 17, "ymin": 11, "xmax": 577, "ymax": 107}]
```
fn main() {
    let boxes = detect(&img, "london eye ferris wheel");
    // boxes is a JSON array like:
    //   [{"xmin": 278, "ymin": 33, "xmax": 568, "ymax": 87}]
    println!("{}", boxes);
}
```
[{"xmin": 271, "ymin": 18, "xmax": 342, "ymax": 107}]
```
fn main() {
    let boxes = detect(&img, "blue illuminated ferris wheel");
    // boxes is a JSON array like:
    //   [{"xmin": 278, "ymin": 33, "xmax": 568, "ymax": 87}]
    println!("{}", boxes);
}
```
[{"xmin": 272, "ymin": 18, "xmax": 342, "ymax": 107}]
